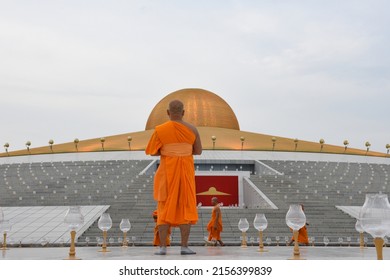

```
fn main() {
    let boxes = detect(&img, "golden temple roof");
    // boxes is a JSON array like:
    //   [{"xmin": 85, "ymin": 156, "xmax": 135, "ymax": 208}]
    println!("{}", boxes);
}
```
[
  {"xmin": 1, "ymin": 127, "xmax": 387, "ymax": 158},
  {"xmin": 1, "ymin": 88, "xmax": 388, "ymax": 158}
]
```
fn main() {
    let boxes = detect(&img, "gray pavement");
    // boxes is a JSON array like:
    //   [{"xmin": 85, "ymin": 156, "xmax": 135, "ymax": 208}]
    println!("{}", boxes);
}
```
[{"xmin": 1, "ymin": 245, "xmax": 388, "ymax": 260}]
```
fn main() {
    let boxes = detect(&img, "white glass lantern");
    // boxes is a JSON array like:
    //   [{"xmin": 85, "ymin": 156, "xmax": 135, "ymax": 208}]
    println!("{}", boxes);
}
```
[
  {"xmin": 238, "ymin": 218, "xmax": 249, "ymax": 247},
  {"xmin": 1, "ymin": 219, "xmax": 11, "ymax": 233},
  {"xmin": 359, "ymin": 194, "xmax": 390, "ymax": 239},
  {"xmin": 98, "ymin": 213, "xmax": 112, "ymax": 252},
  {"xmin": 253, "ymin": 214, "xmax": 268, "ymax": 231},
  {"xmin": 286, "ymin": 205, "xmax": 306, "ymax": 258},
  {"xmin": 238, "ymin": 218, "xmax": 249, "ymax": 232},
  {"xmin": 119, "ymin": 218, "xmax": 131, "ymax": 247},
  {"xmin": 0, "ymin": 220, "xmax": 12, "ymax": 251},
  {"xmin": 98, "ymin": 213, "xmax": 112, "ymax": 231},
  {"xmin": 253, "ymin": 214, "xmax": 268, "ymax": 252},
  {"xmin": 323, "ymin": 236, "xmax": 329, "ymax": 246},
  {"xmin": 64, "ymin": 206, "xmax": 84, "ymax": 231},
  {"xmin": 63, "ymin": 206, "xmax": 84, "ymax": 259},
  {"xmin": 286, "ymin": 205, "xmax": 306, "ymax": 231},
  {"xmin": 359, "ymin": 193, "xmax": 390, "ymax": 260}
]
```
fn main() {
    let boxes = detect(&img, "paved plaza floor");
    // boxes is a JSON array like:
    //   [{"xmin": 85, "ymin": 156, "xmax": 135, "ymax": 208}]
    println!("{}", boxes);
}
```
[
  {"xmin": 1, "ymin": 245, "xmax": 389, "ymax": 280},
  {"xmin": 1, "ymin": 245, "xmax": 389, "ymax": 260}
]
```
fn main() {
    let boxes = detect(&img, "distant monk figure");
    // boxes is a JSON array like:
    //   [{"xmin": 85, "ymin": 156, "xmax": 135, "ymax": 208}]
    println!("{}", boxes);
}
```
[
  {"xmin": 206, "ymin": 197, "xmax": 224, "ymax": 246},
  {"xmin": 152, "ymin": 210, "xmax": 171, "ymax": 246},
  {"xmin": 288, "ymin": 204, "xmax": 309, "ymax": 246},
  {"xmin": 146, "ymin": 100, "xmax": 202, "ymax": 255}
]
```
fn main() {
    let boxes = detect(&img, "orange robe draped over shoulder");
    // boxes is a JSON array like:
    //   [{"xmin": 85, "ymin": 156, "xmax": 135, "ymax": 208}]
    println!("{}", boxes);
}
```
[
  {"xmin": 145, "ymin": 121, "xmax": 198, "ymax": 226},
  {"xmin": 207, "ymin": 204, "xmax": 223, "ymax": 240}
]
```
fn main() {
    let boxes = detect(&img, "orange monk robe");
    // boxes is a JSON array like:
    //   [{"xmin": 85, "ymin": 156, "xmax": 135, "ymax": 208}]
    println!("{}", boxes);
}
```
[
  {"xmin": 207, "ymin": 204, "xmax": 223, "ymax": 241},
  {"xmin": 145, "ymin": 121, "xmax": 198, "ymax": 226},
  {"xmin": 152, "ymin": 210, "xmax": 171, "ymax": 246},
  {"xmin": 290, "ymin": 226, "xmax": 309, "ymax": 245}
]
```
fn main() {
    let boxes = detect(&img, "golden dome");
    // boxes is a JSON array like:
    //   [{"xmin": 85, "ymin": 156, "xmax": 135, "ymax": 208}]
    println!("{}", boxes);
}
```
[{"xmin": 145, "ymin": 88, "xmax": 240, "ymax": 130}]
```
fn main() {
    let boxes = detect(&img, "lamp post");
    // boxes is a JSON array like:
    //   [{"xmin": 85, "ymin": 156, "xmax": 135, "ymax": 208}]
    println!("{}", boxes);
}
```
[
  {"xmin": 253, "ymin": 214, "xmax": 268, "ymax": 252},
  {"xmin": 64, "ymin": 206, "xmax": 84, "ymax": 260},
  {"xmin": 310, "ymin": 236, "xmax": 315, "ymax": 247},
  {"xmin": 359, "ymin": 193, "xmax": 390, "ymax": 260},
  {"xmin": 240, "ymin": 136, "xmax": 245, "ymax": 151},
  {"xmin": 365, "ymin": 141, "xmax": 371, "ymax": 155},
  {"xmin": 100, "ymin": 138, "xmax": 105, "ymax": 151},
  {"xmin": 48, "ymin": 139, "xmax": 54, "ymax": 153},
  {"xmin": 74, "ymin": 138, "xmax": 79, "ymax": 152},
  {"xmin": 355, "ymin": 219, "xmax": 365, "ymax": 249},
  {"xmin": 294, "ymin": 138, "xmax": 298, "ymax": 151},
  {"xmin": 127, "ymin": 136, "xmax": 132, "ymax": 151},
  {"xmin": 343, "ymin": 140, "xmax": 349, "ymax": 153},
  {"xmin": 286, "ymin": 205, "xmax": 306, "ymax": 259},
  {"xmin": 26, "ymin": 141, "xmax": 31, "ymax": 154},
  {"xmin": 238, "ymin": 218, "xmax": 249, "ymax": 248},
  {"xmin": 271, "ymin": 137, "xmax": 276, "ymax": 151},
  {"xmin": 0, "ymin": 220, "xmax": 12, "ymax": 251},
  {"xmin": 276, "ymin": 236, "xmax": 280, "ymax": 246},
  {"xmin": 4, "ymin": 143, "xmax": 9, "ymax": 156},
  {"xmin": 98, "ymin": 213, "xmax": 112, "ymax": 253},
  {"xmin": 211, "ymin": 136, "xmax": 216, "ymax": 150},
  {"xmin": 120, "ymin": 219, "xmax": 131, "ymax": 247},
  {"xmin": 319, "ymin": 139, "xmax": 325, "ymax": 152}
]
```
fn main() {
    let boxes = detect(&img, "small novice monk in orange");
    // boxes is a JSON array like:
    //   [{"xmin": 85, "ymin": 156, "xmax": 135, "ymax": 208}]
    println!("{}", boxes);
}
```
[
  {"xmin": 288, "ymin": 204, "xmax": 309, "ymax": 246},
  {"xmin": 206, "ymin": 197, "xmax": 224, "ymax": 246},
  {"xmin": 152, "ymin": 210, "xmax": 171, "ymax": 246}
]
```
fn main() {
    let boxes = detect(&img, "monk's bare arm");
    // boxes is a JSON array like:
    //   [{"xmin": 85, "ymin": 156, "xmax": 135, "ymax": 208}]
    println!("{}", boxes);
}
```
[
  {"xmin": 192, "ymin": 129, "xmax": 202, "ymax": 155},
  {"xmin": 185, "ymin": 123, "xmax": 203, "ymax": 155},
  {"xmin": 180, "ymin": 121, "xmax": 202, "ymax": 155}
]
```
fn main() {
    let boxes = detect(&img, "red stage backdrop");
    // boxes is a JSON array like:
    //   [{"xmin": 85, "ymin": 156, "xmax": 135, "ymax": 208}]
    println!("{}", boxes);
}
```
[{"xmin": 195, "ymin": 175, "xmax": 238, "ymax": 206}]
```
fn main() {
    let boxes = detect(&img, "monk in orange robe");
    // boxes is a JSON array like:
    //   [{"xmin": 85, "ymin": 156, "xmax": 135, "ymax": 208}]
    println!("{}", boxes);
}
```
[
  {"xmin": 288, "ymin": 225, "xmax": 309, "ymax": 245},
  {"xmin": 152, "ymin": 210, "xmax": 171, "ymax": 246},
  {"xmin": 206, "ymin": 197, "xmax": 224, "ymax": 246},
  {"xmin": 146, "ymin": 100, "xmax": 202, "ymax": 255},
  {"xmin": 288, "ymin": 204, "xmax": 309, "ymax": 245}
]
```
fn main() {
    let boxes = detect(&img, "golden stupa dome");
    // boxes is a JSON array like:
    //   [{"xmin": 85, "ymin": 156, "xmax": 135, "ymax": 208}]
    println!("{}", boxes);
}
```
[{"xmin": 145, "ymin": 88, "xmax": 240, "ymax": 130}]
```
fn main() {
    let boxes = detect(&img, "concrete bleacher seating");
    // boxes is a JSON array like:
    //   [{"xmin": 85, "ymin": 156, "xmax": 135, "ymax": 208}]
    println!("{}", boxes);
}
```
[
  {"xmin": 1, "ymin": 156, "xmax": 389, "ymax": 247},
  {"xmin": 248, "ymin": 160, "xmax": 390, "ymax": 245},
  {"xmin": 0, "ymin": 160, "xmax": 156, "ymax": 245}
]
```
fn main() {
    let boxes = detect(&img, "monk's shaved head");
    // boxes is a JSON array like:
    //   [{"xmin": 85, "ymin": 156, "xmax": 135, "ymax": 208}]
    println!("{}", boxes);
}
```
[
  {"xmin": 211, "ymin": 197, "xmax": 219, "ymax": 205},
  {"xmin": 168, "ymin": 100, "xmax": 184, "ymax": 114},
  {"xmin": 167, "ymin": 100, "xmax": 185, "ymax": 120}
]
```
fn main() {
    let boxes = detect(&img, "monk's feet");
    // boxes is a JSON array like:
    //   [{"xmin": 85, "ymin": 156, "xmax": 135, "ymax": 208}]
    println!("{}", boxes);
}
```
[
  {"xmin": 217, "ymin": 240, "xmax": 225, "ymax": 246},
  {"xmin": 205, "ymin": 240, "xmax": 217, "ymax": 246},
  {"xmin": 154, "ymin": 247, "xmax": 167, "ymax": 255},
  {"xmin": 181, "ymin": 247, "xmax": 196, "ymax": 255}
]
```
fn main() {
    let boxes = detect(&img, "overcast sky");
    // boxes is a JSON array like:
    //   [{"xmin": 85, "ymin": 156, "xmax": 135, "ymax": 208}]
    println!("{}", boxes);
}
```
[{"xmin": 1, "ymin": 0, "xmax": 389, "ymax": 153}]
